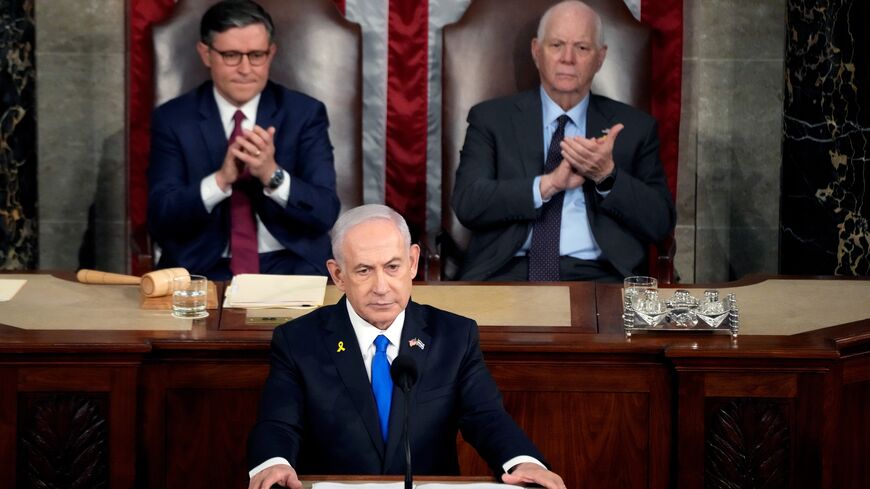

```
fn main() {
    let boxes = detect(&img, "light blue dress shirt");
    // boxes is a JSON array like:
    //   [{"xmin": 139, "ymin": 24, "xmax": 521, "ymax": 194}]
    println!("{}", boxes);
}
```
[{"xmin": 518, "ymin": 88, "xmax": 602, "ymax": 259}]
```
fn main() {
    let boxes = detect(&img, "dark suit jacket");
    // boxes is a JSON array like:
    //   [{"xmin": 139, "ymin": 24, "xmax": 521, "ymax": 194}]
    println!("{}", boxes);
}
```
[
  {"xmin": 247, "ymin": 298, "xmax": 545, "ymax": 476},
  {"xmin": 147, "ymin": 81, "xmax": 340, "ymax": 278},
  {"xmin": 452, "ymin": 89, "xmax": 675, "ymax": 280}
]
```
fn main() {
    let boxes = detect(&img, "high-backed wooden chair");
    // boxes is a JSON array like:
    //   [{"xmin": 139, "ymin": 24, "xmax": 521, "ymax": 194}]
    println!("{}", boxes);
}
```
[
  {"xmin": 132, "ymin": 0, "xmax": 361, "ymax": 271},
  {"xmin": 438, "ymin": 0, "xmax": 674, "ymax": 282},
  {"xmin": 153, "ymin": 0, "xmax": 361, "ymax": 209}
]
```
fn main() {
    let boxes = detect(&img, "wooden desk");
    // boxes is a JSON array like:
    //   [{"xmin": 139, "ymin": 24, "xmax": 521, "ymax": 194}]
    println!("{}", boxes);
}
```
[{"xmin": 0, "ymin": 275, "xmax": 868, "ymax": 489}]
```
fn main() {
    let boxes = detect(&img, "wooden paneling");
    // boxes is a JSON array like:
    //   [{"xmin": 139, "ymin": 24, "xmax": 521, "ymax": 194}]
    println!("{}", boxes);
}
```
[
  {"xmin": 836, "ymin": 354, "xmax": 870, "ymax": 489},
  {"xmin": 470, "ymin": 359, "xmax": 673, "ymax": 489},
  {"xmin": 1, "ymin": 365, "xmax": 139, "ymax": 489},
  {"xmin": 0, "ymin": 367, "xmax": 16, "ymax": 488},
  {"xmin": 1, "ymin": 277, "xmax": 869, "ymax": 488},
  {"xmin": 164, "ymin": 388, "xmax": 262, "ymax": 489},
  {"xmin": 17, "ymin": 393, "xmax": 109, "ymax": 488},
  {"xmin": 140, "ymin": 362, "xmax": 268, "ymax": 489},
  {"xmin": 704, "ymin": 398, "xmax": 792, "ymax": 489},
  {"xmin": 704, "ymin": 372, "xmax": 798, "ymax": 398}
]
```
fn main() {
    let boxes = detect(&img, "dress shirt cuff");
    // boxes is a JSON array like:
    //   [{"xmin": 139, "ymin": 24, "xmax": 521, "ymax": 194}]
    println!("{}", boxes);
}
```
[
  {"xmin": 532, "ymin": 176, "xmax": 544, "ymax": 208},
  {"xmin": 503, "ymin": 455, "xmax": 547, "ymax": 473},
  {"xmin": 248, "ymin": 457, "xmax": 292, "ymax": 479},
  {"xmin": 262, "ymin": 172, "xmax": 291, "ymax": 206},
  {"xmin": 594, "ymin": 187, "xmax": 612, "ymax": 197},
  {"xmin": 201, "ymin": 173, "xmax": 231, "ymax": 213}
]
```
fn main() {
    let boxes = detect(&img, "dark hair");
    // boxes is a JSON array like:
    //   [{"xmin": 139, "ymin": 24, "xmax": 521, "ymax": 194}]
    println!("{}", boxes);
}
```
[{"xmin": 200, "ymin": 0, "xmax": 275, "ymax": 45}]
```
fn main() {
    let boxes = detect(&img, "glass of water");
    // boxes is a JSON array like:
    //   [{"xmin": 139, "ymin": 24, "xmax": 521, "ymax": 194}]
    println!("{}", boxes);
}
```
[
  {"xmin": 623, "ymin": 275, "xmax": 658, "ymax": 310},
  {"xmin": 171, "ymin": 274, "xmax": 209, "ymax": 319}
]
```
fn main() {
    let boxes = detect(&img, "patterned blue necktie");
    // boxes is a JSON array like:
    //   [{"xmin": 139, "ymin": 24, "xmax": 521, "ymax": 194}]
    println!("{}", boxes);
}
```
[
  {"xmin": 529, "ymin": 114, "xmax": 570, "ymax": 281},
  {"xmin": 371, "ymin": 335, "xmax": 393, "ymax": 441}
]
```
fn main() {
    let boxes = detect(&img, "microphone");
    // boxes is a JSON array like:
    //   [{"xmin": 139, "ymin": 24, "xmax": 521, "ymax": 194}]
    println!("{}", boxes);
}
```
[{"xmin": 390, "ymin": 355, "xmax": 418, "ymax": 489}]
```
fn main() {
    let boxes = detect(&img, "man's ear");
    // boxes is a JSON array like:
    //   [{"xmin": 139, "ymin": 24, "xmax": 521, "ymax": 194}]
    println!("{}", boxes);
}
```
[
  {"xmin": 196, "ymin": 41, "xmax": 212, "ymax": 68},
  {"xmin": 530, "ymin": 38, "xmax": 541, "ymax": 69},
  {"xmin": 327, "ymin": 259, "xmax": 346, "ymax": 292},
  {"xmin": 408, "ymin": 244, "xmax": 421, "ymax": 280},
  {"xmin": 595, "ymin": 44, "xmax": 608, "ymax": 73}
]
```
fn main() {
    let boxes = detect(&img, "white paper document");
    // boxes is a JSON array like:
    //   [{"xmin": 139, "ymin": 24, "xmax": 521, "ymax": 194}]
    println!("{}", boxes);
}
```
[
  {"xmin": 224, "ymin": 274, "xmax": 327, "ymax": 308},
  {"xmin": 0, "ymin": 279, "xmax": 27, "ymax": 301},
  {"xmin": 313, "ymin": 482, "xmax": 522, "ymax": 489}
]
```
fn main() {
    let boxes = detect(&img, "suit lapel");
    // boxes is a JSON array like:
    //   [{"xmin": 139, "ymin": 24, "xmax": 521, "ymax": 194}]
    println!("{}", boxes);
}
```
[
  {"xmin": 322, "ymin": 298, "xmax": 386, "ymax": 459},
  {"xmin": 383, "ymin": 301, "xmax": 432, "ymax": 470},
  {"xmin": 586, "ymin": 94, "xmax": 613, "ymax": 141},
  {"xmin": 197, "ymin": 83, "xmax": 229, "ymax": 174},
  {"xmin": 584, "ymin": 94, "xmax": 614, "ymax": 220},
  {"xmin": 512, "ymin": 90, "xmax": 545, "ymax": 177},
  {"xmin": 255, "ymin": 81, "xmax": 280, "ymax": 132}
]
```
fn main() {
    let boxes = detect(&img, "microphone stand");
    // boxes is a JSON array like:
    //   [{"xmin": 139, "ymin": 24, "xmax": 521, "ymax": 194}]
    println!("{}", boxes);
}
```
[
  {"xmin": 403, "ymin": 387, "xmax": 412, "ymax": 489},
  {"xmin": 391, "ymin": 355, "xmax": 417, "ymax": 489}
]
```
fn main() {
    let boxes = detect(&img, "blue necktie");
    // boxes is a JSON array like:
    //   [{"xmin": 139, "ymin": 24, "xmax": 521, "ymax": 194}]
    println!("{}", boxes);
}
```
[{"xmin": 371, "ymin": 335, "xmax": 393, "ymax": 441}]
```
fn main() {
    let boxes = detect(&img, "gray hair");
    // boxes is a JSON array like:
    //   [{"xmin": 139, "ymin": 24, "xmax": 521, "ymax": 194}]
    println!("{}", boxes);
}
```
[
  {"xmin": 536, "ymin": 1, "xmax": 605, "ymax": 47},
  {"xmin": 330, "ymin": 204, "xmax": 412, "ymax": 265},
  {"xmin": 200, "ymin": 0, "xmax": 275, "ymax": 46}
]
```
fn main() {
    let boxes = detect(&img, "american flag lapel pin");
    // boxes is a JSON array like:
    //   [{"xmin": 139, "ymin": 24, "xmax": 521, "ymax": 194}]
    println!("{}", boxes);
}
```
[{"xmin": 409, "ymin": 338, "xmax": 426, "ymax": 350}]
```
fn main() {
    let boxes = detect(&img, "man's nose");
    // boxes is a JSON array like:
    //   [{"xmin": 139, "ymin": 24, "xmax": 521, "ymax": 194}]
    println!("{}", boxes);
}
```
[
  {"xmin": 372, "ymin": 269, "xmax": 390, "ymax": 294},
  {"xmin": 558, "ymin": 46, "xmax": 574, "ymax": 63},
  {"xmin": 237, "ymin": 55, "xmax": 253, "ymax": 73}
]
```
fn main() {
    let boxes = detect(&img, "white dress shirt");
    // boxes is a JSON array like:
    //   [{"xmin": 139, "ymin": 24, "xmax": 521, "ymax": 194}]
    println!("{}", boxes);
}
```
[{"xmin": 201, "ymin": 88, "xmax": 292, "ymax": 255}]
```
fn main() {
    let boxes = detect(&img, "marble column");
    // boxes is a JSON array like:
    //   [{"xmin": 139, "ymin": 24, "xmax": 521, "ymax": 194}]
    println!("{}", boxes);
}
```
[
  {"xmin": 0, "ymin": 0, "xmax": 38, "ymax": 269},
  {"xmin": 679, "ymin": 0, "xmax": 786, "ymax": 283},
  {"xmin": 35, "ymin": 0, "xmax": 126, "ymax": 272},
  {"xmin": 782, "ymin": 0, "xmax": 870, "ymax": 276}
]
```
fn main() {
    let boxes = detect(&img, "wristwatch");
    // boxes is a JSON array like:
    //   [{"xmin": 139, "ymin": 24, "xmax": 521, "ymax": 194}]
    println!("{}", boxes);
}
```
[
  {"xmin": 266, "ymin": 167, "xmax": 285, "ymax": 190},
  {"xmin": 595, "ymin": 167, "xmax": 617, "ymax": 192}
]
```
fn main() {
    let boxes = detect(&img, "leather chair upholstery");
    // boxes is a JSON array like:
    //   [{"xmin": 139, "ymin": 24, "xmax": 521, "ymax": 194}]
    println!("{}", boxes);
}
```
[
  {"xmin": 439, "ymin": 0, "xmax": 673, "ymax": 282},
  {"xmin": 152, "ymin": 0, "xmax": 363, "ymax": 211}
]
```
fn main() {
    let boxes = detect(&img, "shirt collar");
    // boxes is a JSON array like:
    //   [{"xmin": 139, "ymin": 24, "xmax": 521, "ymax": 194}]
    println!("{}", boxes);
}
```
[
  {"xmin": 540, "ymin": 86, "xmax": 589, "ymax": 128},
  {"xmin": 345, "ymin": 299, "xmax": 405, "ymax": 353},
  {"xmin": 213, "ymin": 87, "xmax": 261, "ymax": 134}
]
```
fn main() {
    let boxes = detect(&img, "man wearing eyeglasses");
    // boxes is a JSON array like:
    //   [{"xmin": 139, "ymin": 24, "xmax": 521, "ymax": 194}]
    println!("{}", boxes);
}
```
[{"xmin": 147, "ymin": 0, "xmax": 339, "ymax": 280}]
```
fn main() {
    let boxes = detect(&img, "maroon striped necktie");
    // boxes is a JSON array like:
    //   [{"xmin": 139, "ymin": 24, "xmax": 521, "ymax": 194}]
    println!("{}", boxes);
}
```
[{"xmin": 229, "ymin": 110, "xmax": 259, "ymax": 275}]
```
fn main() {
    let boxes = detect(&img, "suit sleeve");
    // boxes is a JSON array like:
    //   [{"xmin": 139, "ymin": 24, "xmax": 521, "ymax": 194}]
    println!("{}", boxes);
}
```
[
  {"xmin": 456, "ymin": 320, "xmax": 547, "ymax": 475},
  {"xmin": 452, "ymin": 105, "xmax": 539, "ymax": 230},
  {"xmin": 247, "ymin": 326, "xmax": 305, "ymax": 469},
  {"xmin": 596, "ymin": 118, "xmax": 675, "ymax": 244},
  {"xmin": 259, "ymin": 101, "xmax": 340, "ymax": 234},
  {"xmin": 146, "ymin": 108, "xmax": 215, "ymax": 241}
]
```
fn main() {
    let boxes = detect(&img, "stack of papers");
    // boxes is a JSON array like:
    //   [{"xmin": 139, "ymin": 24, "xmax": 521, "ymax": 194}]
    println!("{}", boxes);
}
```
[{"xmin": 224, "ymin": 274, "xmax": 327, "ymax": 309}]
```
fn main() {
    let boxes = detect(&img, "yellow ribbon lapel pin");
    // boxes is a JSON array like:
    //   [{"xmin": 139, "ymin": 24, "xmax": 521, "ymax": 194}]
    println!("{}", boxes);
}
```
[{"xmin": 337, "ymin": 341, "xmax": 346, "ymax": 353}]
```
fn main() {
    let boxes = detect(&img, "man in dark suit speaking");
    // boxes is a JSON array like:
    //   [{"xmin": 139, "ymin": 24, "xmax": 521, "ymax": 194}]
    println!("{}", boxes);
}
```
[
  {"xmin": 247, "ymin": 204, "xmax": 565, "ymax": 489},
  {"xmin": 452, "ymin": 0, "xmax": 675, "ymax": 282},
  {"xmin": 147, "ymin": 0, "xmax": 339, "ymax": 280}
]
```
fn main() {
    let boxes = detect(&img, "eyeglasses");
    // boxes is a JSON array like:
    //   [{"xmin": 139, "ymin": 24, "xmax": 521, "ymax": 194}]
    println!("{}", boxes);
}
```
[{"xmin": 209, "ymin": 47, "xmax": 271, "ymax": 67}]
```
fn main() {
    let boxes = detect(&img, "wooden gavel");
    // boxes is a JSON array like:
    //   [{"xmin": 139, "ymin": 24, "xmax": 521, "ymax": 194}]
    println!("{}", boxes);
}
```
[{"xmin": 76, "ymin": 268, "xmax": 189, "ymax": 297}]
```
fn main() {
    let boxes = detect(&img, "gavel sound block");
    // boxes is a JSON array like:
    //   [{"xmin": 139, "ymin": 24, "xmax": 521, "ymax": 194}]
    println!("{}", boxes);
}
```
[{"xmin": 76, "ymin": 268, "xmax": 218, "ymax": 310}]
